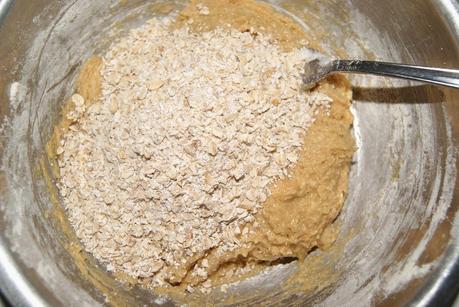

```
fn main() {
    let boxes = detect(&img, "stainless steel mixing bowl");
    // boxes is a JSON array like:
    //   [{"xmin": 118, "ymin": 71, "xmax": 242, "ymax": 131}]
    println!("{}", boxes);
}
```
[{"xmin": 1, "ymin": 0, "xmax": 459, "ymax": 306}]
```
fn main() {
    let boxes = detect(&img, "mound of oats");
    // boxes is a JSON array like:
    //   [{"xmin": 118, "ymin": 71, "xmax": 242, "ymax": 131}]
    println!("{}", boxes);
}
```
[{"xmin": 57, "ymin": 18, "xmax": 332, "ymax": 286}]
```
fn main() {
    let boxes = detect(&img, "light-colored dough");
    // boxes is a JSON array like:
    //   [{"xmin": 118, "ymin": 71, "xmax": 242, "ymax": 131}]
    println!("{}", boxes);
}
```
[{"xmin": 47, "ymin": 0, "xmax": 355, "ymax": 299}]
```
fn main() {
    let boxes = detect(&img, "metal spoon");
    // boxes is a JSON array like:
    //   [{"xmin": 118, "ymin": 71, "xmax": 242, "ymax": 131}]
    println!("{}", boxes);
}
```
[{"xmin": 303, "ymin": 59, "xmax": 459, "ymax": 89}]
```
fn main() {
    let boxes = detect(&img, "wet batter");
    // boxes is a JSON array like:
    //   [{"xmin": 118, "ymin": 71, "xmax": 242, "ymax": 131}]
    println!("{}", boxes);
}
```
[{"xmin": 48, "ymin": 0, "xmax": 354, "ymax": 295}]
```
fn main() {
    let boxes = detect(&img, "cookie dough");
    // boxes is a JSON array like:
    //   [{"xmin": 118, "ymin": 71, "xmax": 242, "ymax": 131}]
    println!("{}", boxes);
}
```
[{"xmin": 49, "ymin": 0, "xmax": 354, "ymax": 294}]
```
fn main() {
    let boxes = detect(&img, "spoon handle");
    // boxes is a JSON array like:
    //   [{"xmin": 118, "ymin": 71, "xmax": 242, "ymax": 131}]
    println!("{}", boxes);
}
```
[{"xmin": 333, "ymin": 60, "xmax": 459, "ymax": 89}]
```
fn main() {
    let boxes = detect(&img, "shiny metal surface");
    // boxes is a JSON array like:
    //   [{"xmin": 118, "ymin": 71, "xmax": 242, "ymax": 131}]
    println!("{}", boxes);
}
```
[
  {"xmin": 0, "ymin": 0, "xmax": 459, "ymax": 306},
  {"xmin": 303, "ymin": 59, "xmax": 459, "ymax": 89},
  {"xmin": 0, "ymin": 0, "xmax": 12, "ymax": 23}
]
